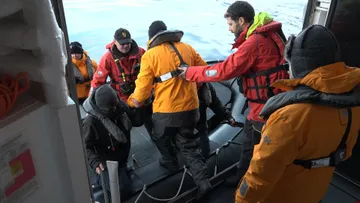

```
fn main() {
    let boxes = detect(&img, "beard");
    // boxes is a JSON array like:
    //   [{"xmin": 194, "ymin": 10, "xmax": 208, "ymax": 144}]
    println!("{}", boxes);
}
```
[
  {"xmin": 233, "ymin": 24, "xmax": 244, "ymax": 40},
  {"xmin": 234, "ymin": 31, "xmax": 241, "ymax": 40}
]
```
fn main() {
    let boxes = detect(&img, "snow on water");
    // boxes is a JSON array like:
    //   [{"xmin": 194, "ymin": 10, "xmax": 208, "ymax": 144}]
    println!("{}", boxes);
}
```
[{"xmin": 63, "ymin": 0, "xmax": 307, "ymax": 62}]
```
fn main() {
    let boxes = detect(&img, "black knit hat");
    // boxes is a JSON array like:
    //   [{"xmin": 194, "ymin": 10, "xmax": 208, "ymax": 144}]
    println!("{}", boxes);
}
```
[
  {"xmin": 114, "ymin": 28, "xmax": 132, "ymax": 45},
  {"xmin": 70, "ymin": 41, "xmax": 84, "ymax": 54},
  {"xmin": 94, "ymin": 85, "xmax": 119, "ymax": 112},
  {"xmin": 148, "ymin": 21, "xmax": 167, "ymax": 39},
  {"xmin": 285, "ymin": 24, "xmax": 340, "ymax": 78}
]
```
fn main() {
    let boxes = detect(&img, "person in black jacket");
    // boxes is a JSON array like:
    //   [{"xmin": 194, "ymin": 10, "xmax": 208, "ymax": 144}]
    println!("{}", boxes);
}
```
[
  {"xmin": 197, "ymin": 83, "xmax": 235, "ymax": 157},
  {"xmin": 82, "ymin": 84, "xmax": 132, "ymax": 199}
]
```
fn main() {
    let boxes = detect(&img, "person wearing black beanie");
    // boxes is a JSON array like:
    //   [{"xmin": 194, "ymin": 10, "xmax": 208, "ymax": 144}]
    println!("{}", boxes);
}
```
[
  {"xmin": 82, "ymin": 84, "xmax": 133, "ymax": 200},
  {"xmin": 128, "ymin": 21, "xmax": 211, "ymax": 200},
  {"xmin": 69, "ymin": 41, "xmax": 98, "ymax": 104},
  {"xmin": 70, "ymin": 41, "xmax": 84, "ymax": 57},
  {"xmin": 148, "ymin": 20, "xmax": 167, "ymax": 39},
  {"xmin": 234, "ymin": 24, "xmax": 360, "ymax": 203},
  {"xmin": 284, "ymin": 25, "xmax": 340, "ymax": 79}
]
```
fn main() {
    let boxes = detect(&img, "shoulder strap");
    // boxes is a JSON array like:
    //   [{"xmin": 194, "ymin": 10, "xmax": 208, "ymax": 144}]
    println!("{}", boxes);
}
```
[
  {"xmin": 153, "ymin": 42, "xmax": 188, "ymax": 83},
  {"xmin": 168, "ymin": 42, "xmax": 188, "ymax": 67},
  {"xmin": 257, "ymin": 28, "xmax": 287, "ymax": 64},
  {"xmin": 337, "ymin": 108, "xmax": 352, "ymax": 150},
  {"xmin": 246, "ymin": 63, "xmax": 289, "ymax": 78},
  {"xmin": 132, "ymin": 58, "xmax": 141, "ymax": 74},
  {"xmin": 293, "ymin": 108, "xmax": 352, "ymax": 169},
  {"xmin": 109, "ymin": 50, "xmax": 126, "ymax": 82}
]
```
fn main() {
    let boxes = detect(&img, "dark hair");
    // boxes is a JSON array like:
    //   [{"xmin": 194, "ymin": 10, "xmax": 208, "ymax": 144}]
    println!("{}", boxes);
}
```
[
  {"xmin": 224, "ymin": 1, "xmax": 255, "ymax": 23},
  {"xmin": 148, "ymin": 20, "xmax": 167, "ymax": 39}
]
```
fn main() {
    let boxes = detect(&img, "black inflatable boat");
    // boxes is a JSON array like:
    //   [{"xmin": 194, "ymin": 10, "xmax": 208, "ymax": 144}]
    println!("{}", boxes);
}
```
[{"xmin": 90, "ymin": 60, "xmax": 248, "ymax": 203}]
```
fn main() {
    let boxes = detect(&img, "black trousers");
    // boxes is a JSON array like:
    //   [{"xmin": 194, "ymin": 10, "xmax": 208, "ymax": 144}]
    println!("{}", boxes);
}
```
[
  {"xmin": 198, "ymin": 131, "xmax": 210, "ymax": 158},
  {"xmin": 151, "ymin": 109, "xmax": 209, "ymax": 184},
  {"xmin": 143, "ymin": 113, "xmax": 153, "ymax": 137},
  {"xmin": 237, "ymin": 119, "xmax": 264, "ymax": 177}
]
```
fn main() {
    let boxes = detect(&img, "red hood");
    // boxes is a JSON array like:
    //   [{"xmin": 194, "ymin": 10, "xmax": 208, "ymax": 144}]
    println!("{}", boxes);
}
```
[
  {"xmin": 232, "ymin": 21, "xmax": 282, "ymax": 50},
  {"xmin": 105, "ymin": 40, "xmax": 116, "ymax": 49}
]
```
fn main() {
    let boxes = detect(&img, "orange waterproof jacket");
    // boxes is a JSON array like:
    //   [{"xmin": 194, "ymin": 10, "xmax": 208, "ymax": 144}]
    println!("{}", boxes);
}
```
[
  {"xmin": 72, "ymin": 51, "xmax": 98, "ymax": 99},
  {"xmin": 235, "ymin": 62, "xmax": 360, "ymax": 203},
  {"xmin": 127, "ymin": 36, "xmax": 207, "ymax": 113}
]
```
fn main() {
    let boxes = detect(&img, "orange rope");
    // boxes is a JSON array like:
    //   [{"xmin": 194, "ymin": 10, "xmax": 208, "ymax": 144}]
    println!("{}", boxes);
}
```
[{"xmin": 0, "ymin": 72, "xmax": 30, "ymax": 119}]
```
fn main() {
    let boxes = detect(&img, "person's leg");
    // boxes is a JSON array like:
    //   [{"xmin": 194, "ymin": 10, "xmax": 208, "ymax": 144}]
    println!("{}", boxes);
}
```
[
  {"xmin": 141, "ymin": 104, "xmax": 153, "ymax": 136},
  {"xmin": 176, "ymin": 126, "xmax": 210, "ymax": 200},
  {"xmin": 143, "ymin": 116, "xmax": 153, "ymax": 137},
  {"xmin": 251, "ymin": 120, "xmax": 264, "ymax": 145},
  {"xmin": 225, "ymin": 119, "xmax": 254, "ymax": 186},
  {"xmin": 152, "ymin": 117, "xmax": 179, "ymax": 170},
  {"xmin": 237, "ymin": 119, "xmax": 255, "ymax": 178},
  {"xmin": 198, "ymin": 131, "xmax": 210, "ymax": 158},
  {"xmin": 196, "ymin": 104, "xmax": 210, "ymax": 158},
  {"xmin": 118, "ymin": 167, "xmax": 132, "ymax": 200},
  {"xmin": 176, "ymin": 127, "xmax": 208, "ymax": 182}
]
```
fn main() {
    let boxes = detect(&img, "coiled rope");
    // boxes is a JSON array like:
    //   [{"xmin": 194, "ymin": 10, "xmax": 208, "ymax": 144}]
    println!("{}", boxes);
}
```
[{"xmin": 0, "ymin": 72, "xmax": 30, "ymax": 118}]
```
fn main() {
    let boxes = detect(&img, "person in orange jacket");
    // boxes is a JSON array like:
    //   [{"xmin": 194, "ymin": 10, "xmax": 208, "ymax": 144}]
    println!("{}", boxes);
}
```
[
  {"xmin": 178, "ymin": 1, "xmax": 289, "ymax": 183},
  {"xmin": 70, "ymin": 41, "xmax": 98, "ymax": 104},
  {"xmin": 235, "ymin": 25, "xmax": 360, "ymax": 203},
  {"xmin": 127, "ymin": 21, "xmax": 211, "ymax": 200}
]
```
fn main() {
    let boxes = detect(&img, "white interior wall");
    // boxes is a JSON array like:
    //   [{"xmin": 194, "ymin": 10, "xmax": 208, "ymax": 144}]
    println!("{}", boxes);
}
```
[
  {"xmin": 0, "ymin": 0, "xmax": 92, "ymax": 202},
  {"xmin": 0, "ymin": 0, "xmax": 69, "ymax": 108}
]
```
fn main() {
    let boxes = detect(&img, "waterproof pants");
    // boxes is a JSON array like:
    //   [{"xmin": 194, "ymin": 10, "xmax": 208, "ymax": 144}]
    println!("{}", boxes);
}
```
[
  {"xmin": 196, "ymin": 102, "xmax": 211, "ymax": 158},
  {"xmin": 143, "ymin": 111, "xmax": 153, "ymax": 136},
  {"xmin": 151, "ymin": 109, "xmax": 209, "ymax": 184},
  {"xmin": 198, "ymin": 131, "xmax": 210, "ymax": 158},
  {"xmin": 237, "ymin": 119, "xmax": 264, "ymax": 177}
]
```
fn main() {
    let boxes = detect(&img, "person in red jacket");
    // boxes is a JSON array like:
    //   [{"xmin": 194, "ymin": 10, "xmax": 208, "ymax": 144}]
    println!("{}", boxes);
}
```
[
  {"xmin": 91, "ymin": 28, "xmax": 145, "ymax": 101},
  {"xmin": 91, "ymin": 28, "xmax": 152, "ymax": 132},
  {"xmin": 178, "ymin": 1, "xmax": 289, "ymax": 183}
]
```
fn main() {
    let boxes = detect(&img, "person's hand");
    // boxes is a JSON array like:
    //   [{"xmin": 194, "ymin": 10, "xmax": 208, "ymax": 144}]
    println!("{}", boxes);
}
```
[
  {"xmin": 177, "ymin": 67, "xmax": 189, "ymax": 80},
  {"xmin": 131, "ymin": 98, "xmax": 144, "ymax": 108},
  {"xmin": 95, "ymin": 163, "xmax": 105, "ymax": 175},
  {"xmin": 228, "ymin": 117, "xmax": 236, "ymax": 127},
  {"xmin": 143, "ymin": 96, "xmax": 152, "ymax": 106}
]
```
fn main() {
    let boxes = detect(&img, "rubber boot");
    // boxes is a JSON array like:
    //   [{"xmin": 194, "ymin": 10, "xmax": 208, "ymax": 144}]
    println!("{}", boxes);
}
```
[{"xmin": 195, "ymin": 179, "xmax": 211, "ymax": 200}]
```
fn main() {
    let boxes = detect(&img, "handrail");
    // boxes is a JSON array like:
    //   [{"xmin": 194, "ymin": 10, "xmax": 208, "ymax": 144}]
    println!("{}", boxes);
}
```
[{"xmin": 107, "ymin": 161, "xmax": 121, "ymax": 203}]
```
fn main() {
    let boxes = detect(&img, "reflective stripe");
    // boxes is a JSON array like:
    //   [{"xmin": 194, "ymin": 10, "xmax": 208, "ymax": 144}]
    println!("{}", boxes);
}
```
[
  {"xmin": 160, "ymin": 72, "xmax": 173, "ymax": 82},
  {"xmin": 153, "ymin": 42, "xmax": 187, "ymax": 83},
  {"xmin": 154, "ymin": 70, "xmax": 183, "ymax": 83}
]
